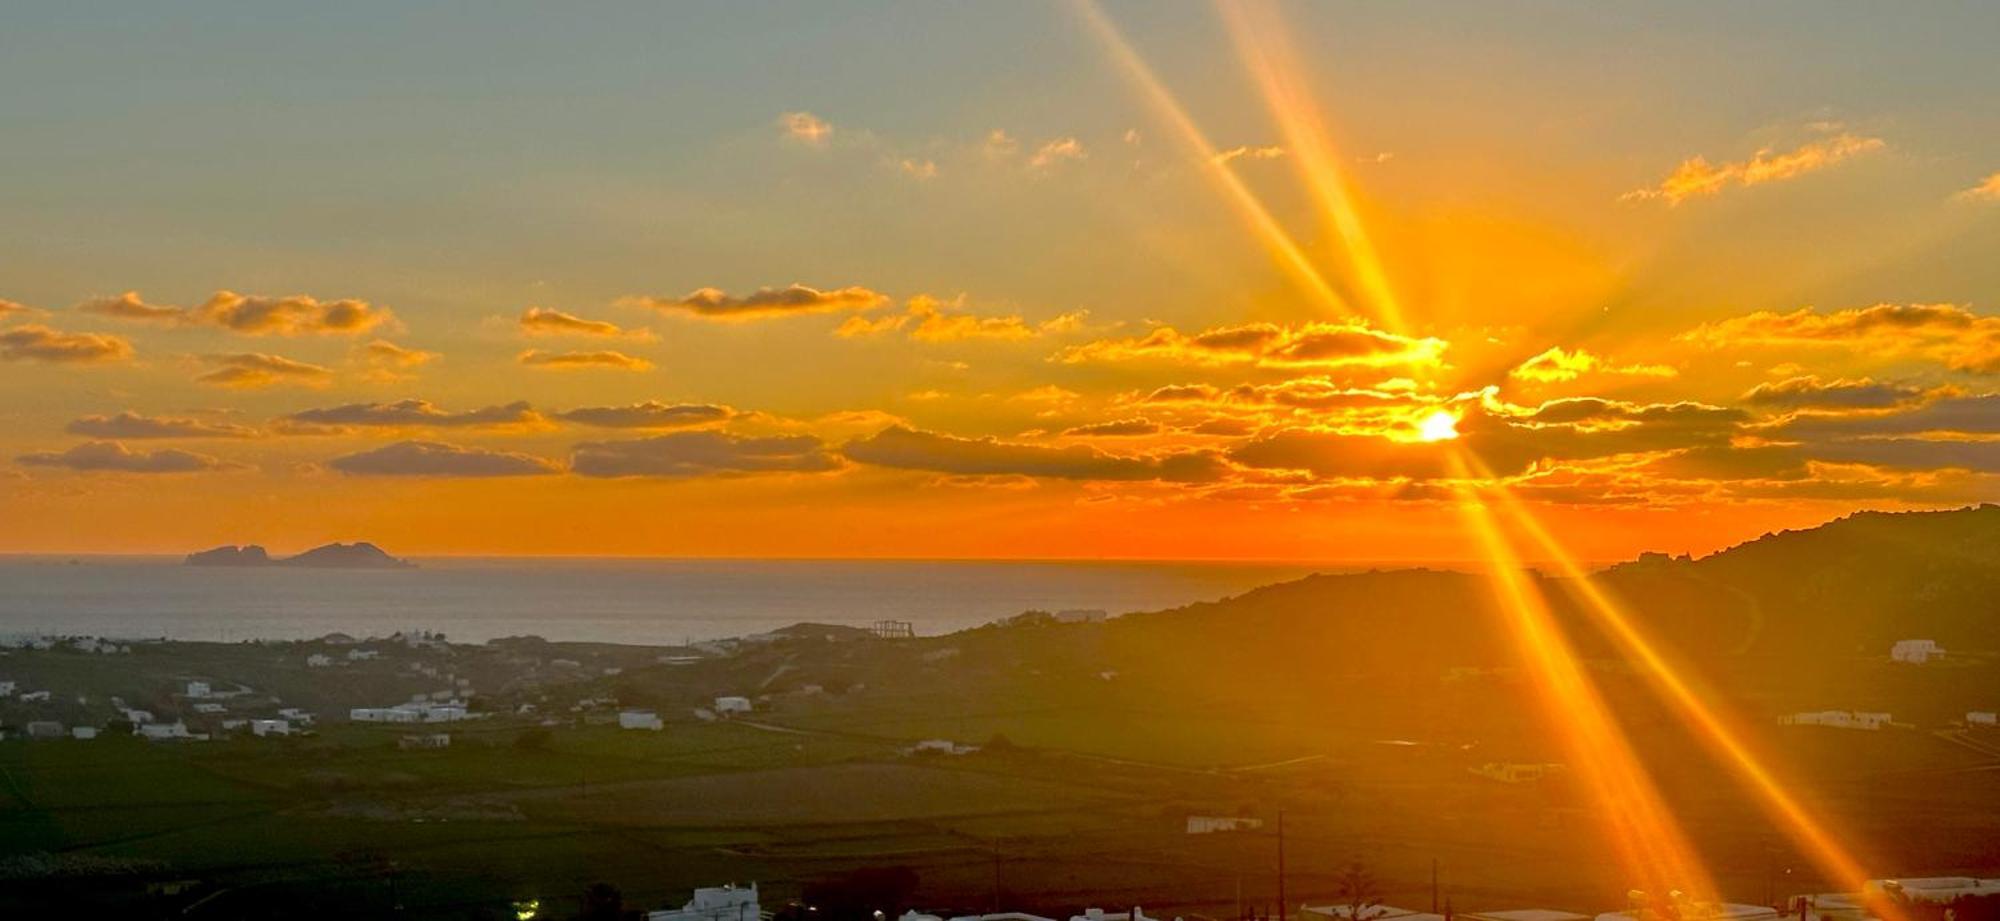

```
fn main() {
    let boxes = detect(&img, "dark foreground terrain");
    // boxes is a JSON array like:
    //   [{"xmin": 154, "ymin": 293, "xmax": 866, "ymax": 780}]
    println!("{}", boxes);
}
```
[{"xmin": 1, "ymin": 506, "xmax": 1996, "ymax": 919}]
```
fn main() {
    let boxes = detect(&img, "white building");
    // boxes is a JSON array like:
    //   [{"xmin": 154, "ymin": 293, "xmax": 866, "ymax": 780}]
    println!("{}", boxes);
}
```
[
  {"xmin": 70, "ymin": 726, "xmax": 98, "ymax": 740},
  {"xmin": 0, "ymin": 680, "xmax": 16, "ymax": 697},
  {"xmin": 122, "ymin": 708, "xmax": 154, "ymax": 724},
  {"xmin": 646, "ymin": 883, "xmax": 759, "ymax": 921},
  {"xmin": 278, "ymin": 708, "xmax": 314, "ymax": 723},
  {"xmin": 1304, "ymin": 905, "xmax": 1444, "ymax": 921},
  {"xmin": 1968, "ymin": 711, "xmax": 1997, "ymax": 726},
  {"xmin": 250, "ymin": 719, "xmax": 291, "ymax": 737},
  {"xmin": 619, "ymin": 710, "xmax": 664, "ymax": 731},
  {"xmin": 1779, "ymin": 710, "xmax": 1893, "ymax": 730},
  {"xmin": 186, "ymin": 680, "xmax": 211, "ymax": 698},
  {"xmin": 26, "ymin": 721, "xmax": 65, "ymax": 739},
  {"xmin": 1186, "ymin": 815, "xmax": 1264, "ymax": 834},
  {"xmin": 348, "ymin": 649, "xmax": 380, "ymax": 661},
  {"xmin": 1890, "ymin": 639, "xmax": 1943, "ymax": 664},
  {"xmin": 20, "ymin": 690, "xmax": 50, "ymax": 703},
  {"xmin": 713, "ymin": 696, "xmax": 752, "ymax": 716},
  {"xmin": 351, "ymin": 707, "xmax": 423, "ymax": 723},
  {"xmin": 193, "ymin": 703, "xmax": 227, "ymax": 714},
  {"xmin": 399, "ymin": 733, "xmax": 451, "ymax": 750},
  {"xmin": 306, "ymin": 654, "xmax": 334, "ymax": 668},
  {"xmin": 137, "ymin": 722, "xmax": 207, "ymax": 741}
]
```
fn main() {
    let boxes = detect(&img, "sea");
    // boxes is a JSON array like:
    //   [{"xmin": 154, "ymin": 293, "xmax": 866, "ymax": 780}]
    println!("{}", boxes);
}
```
[{"xmin": 0, "ymin": 556, "xmax": 1339, "ymax": 646}]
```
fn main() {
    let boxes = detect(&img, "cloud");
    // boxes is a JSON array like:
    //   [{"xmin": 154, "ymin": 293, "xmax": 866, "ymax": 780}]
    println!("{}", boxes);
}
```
[
  {"xmin": 898, "ymin": 158, "xmax": 938, "ymax": 180},
  {"xmin": 18, "ymin": 440, "xmax": 237, "ymax": 474},
  {"xmin": 353, "ymin": 339, "xmax": 438, "ymax": 382},
  {"xmin": 1029, "ymin": 137, "xmax": 1086, "ymax": 169},
  {"xmin": 837, "ymin": 294, "xmax": 1085, "ymax": 343},
  {"xmin": 570, "ymin": 431, "xmax": 840, "ymax": 478},
  {"xmin": 327, "ymin": 440, "xmax": 560, "ymax": 477},
  {"xmin": 1740, "ymin": 376, "xmax": 1934, "ymax": 410},
  {"xmin": 67, "ymin": 412, "xmax": 256, "ymax": 439},
  {"xmin": 1956, "ymin": 172, "xmax": 2000, "ymax": 203},
  {"xmin": 0, "ymin": 324, "xmax": 134, "ymax": 364},
  {"xmin": 780, "ymin": 111, "xmax": 833, "ymax": 146},
  {"xmin": 554, "ymin": 401, "xmax": 736, "ymax": 430},
  {"xmin": 0, "ymin": 299, "xmax": 33, "ymax": 317},
  {"xmin": 1679, "ymin": 303, "xmax": 2000, "ymax": 374},
  {"xmin": 196, "ymin": 353, "xmax": 333, "ymax": 389},
  {"xmin": 1510, "ymin": 346, "xmax": 1677, "ymax": 383},
  {"xmin": 843, "ymin": 425, "xmax": 1230, "ymax": 482},
  {"xmin": 1061, "ymin": 418, "xmax": 1161, "ymax": 437},
  {"xmin": 284, "ymin": 399, "xmax": 545, "ymax": 432},
  {"xmin": 517, "ymin": 349, "xmax": 652, "ymax": 371},
  {"xmin": 624, "ymin": 283, "xmax": 889, "ymax": 321},
  {"xmin": 1056, "ymin": 321, "xmax": 1445, "ymax": 370},
  {"xmin": 984, "ymin": 129, "xmax": 1019, "ymax": 157},
  {"xmin": 519, "ymin": 307, "xmax": 639, "ymax": 338},
  {"xmin": 1213, "ymin": 145, "xmax": 1285, "ymax": 165},
  {"xmin": 1623, "ymin": 133, "xmax": 1884, "ymax": 204},
  {"xmin": 82, "ymin": 290, "xmax": 393, "ymax": 336}
]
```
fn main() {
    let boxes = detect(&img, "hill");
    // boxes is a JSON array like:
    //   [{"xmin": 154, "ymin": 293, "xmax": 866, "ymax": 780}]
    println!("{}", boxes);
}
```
[{"xmin": 184, "ymin": 541, "xmax": 414, "ymax": 569}]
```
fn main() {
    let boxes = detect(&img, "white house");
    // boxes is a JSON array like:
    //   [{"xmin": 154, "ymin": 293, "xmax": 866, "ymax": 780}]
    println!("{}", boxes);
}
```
[
  {"xmin": 20, "ymin": 690, "xmax": 50, "ymax": 703},
  {"xmin": 713, "ymin": 696, "xmax": 752, "ymax": 716},
  {"xmin": 619, "ymin": 710, "xmax": 664, "ymax": 731},
  {"xmin": 351, "ymin": 707, "xmax": 423, "ymax": 723},
  {"xmin": 1890, "ymin": 639, "xmax": 1943, "ymax": 664},
  {"xmin": 347, "ymin": 649, "xmax": 380, "ymax": 661},
  {"xmin": 306, "ymin": 654, "xmax": 334, "ymax": 668},
  {"xmin": 0, "ymin": 680, "xmax": 16, "ymax": 697},
  {"xmin": 908, "ymin": 739, "xmax": 979, "ymax": 756},
  {"xmin": 186, "ymin": 680, "xmax": 211, "ymax": 698},
  {"xmin": 250, "ymin": 719, "xmax": 291, "ymax": 737},
  {"xmin": 1779, "ymin": 710, "xmax": 1893, "ymax": 730},
  {"xmin": 398, "ymin": 733, "xmax": 451, "ymax": 750},
  {"xmin": 26, "ymin": 721, "xmax": 65, "ymax": 739},
  {"xmin": 122, "ymin": 708, "xmax": 154, "ymax": 724},
  {"xmin": 424, "ymin": 705, "xmax": 468, "ymax": 723},
  {"xmin": 1186, "ymin": 815, "xmax": 1263, "ymax": 834},
  {"xmin": 647, "ymin": 883, "xmax": 760, "ymax": 921},
  {"xmin": 70, "ymin": 726, "xmax": 98, "ymax": 740},
  {"xmin": 1968, "ymin": 711, "xmax": 1997, "ymax": 726},
  {"xmin": 277, "ymin": 707, "xmax": 314, "ymax": 723},
  {"xmin": 193, "ymin": 703, "xmax": 226, "ymax": 714},
  {"xmin": 137, "ymin": 722, "xmax": 207, "ymax": 741}
]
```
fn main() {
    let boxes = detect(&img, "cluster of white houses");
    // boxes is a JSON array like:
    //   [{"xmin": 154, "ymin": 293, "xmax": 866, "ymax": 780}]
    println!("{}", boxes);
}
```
[{"xmin": 648, "ymin": 876, "xmax": 2000, "ymax": 921}]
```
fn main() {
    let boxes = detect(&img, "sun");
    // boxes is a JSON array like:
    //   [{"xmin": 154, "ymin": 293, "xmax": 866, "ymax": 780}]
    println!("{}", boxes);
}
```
[{"xmin": 1417, "ymin": 409, "xmax": 1461, "ymax": 442}]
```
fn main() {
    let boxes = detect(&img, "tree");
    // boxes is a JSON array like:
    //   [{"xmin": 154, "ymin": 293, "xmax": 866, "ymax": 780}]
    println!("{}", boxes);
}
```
[{"xmin": 1335, "ymin": 861, "xmax": 1380, "ymax": 921}]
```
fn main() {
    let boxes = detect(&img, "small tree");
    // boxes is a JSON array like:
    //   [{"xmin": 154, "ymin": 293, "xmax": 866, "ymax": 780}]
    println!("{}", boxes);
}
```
[{"xmin": 1335, "ymin": 861, "xmax": 1380, "ymax": 921}]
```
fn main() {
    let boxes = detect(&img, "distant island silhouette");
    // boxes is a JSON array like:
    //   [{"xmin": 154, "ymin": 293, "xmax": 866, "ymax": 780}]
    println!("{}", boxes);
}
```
[{"xmin": 184, "ymin": 542, "xmax": 415, "ymax": 570}]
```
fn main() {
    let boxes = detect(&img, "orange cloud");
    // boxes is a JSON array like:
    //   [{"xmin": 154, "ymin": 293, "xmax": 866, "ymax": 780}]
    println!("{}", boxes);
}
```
[
  {"xmin": 838, "ymin": 295, "xmax": 1086, "ymax": 343},
  {"xmin": 1029, "ymin": 137, "xmax": 1085, "ymax": 169},
  {"xmin": 571, "ymin": 431, "xmax": 840, "ymax": 478},
  {"xmin": 517, "ymin": 349, "xmax": 652, "ymax": 371},
  {"xmin": 18, "ymin": 440, "xmax": 239, "ymax": 474},
  {"xmin": 555, "ymin": 402, "xmax": 735, "ymax": 430},
  {"xmin": 1057, "ymin": 321, "xmax": 1445, "ymax": 370},
  {"xmin": 844, "ymin": 425, "xmax": 1230, "ymax": 483},
  {"xmin": 328, "ymin": 440, "xmax": 560, "ymax": 477},
  {"xmin": 1624, "ymin": 133, "xmax": 1884, "ymax": 204},
  {"xmin": 779, "ymin": 111, "xmax": 832, "ymax": 146},
  {"xmin": 1212, "ymin": 145, "xmax": 1285, "ymax": 165},
  {"xmin": 626, "ymin": 283, "xmax": 889, "ymax": 321},
  {"xmin": 0, "ymin": 324, "xmax": 133, "ymax": 364},
  {"xmin": 519, "ymin": 307, "xmax": 635, "ymax": 338},
  {"xmin": 1680, "ymin": 303, "xmax": 2000, "ymax": 374},
  {"xmin": 1510, "ymin": 346, "xmax": 1677, "ymax": 383},
  {"xmin": 1956, "ymin": 171, "xmax": 2000, "ymax": 202},
  {"xmin": 83, "ymin": 290, "xmax": 393, "ymax": 336},
  {"xmin": 67, "ymin": 412, "xmax": 256, "ymax": 439},
  {"xmin": 196, "ymin": 353, "xmax": 333, "ymax": 389}
]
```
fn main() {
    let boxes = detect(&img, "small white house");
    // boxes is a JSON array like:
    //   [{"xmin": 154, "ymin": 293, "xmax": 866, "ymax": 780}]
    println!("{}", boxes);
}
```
[
  {"xmin": 1890, "ymin": 639, "xmax": 1943, "ymax": 664},
  {"xmin": 1186, "ymin": 815, "xmax": 1264, "ymax": 834},
  {"xmin": 122, "ymin": 708, "xmax": 154, "ymax": 724},
  {"xmin": 619, "ymin": 710, "xmax": 665, "ymax": 731},
  {"xmin": 137, "ymin": 722, "xmax": 206, "ymax": 741},
  {"xmin": 306, "ymin": 654, "xmax": 334, "ymax": 668},
  {"xmin": 398, "ymin": 733, "xmax": 451, "ymax": 750},
  {"xmin": 1779, "ymin": 710, "xmax": 1893, "ymax": 730},
  {"xmin": 250, "ymin": 719, "xmax": 291, "ymax": 737},
  {"xmin": 26, "ymin": 721, "xmax": 65, "ymax": 739},
  {"xmin": 0, "ymin": 680, "xmax": 16, "ymax": 697},
  {"xmin": 186, "ymin": 680, "xmax": 211, "ymax": 698},
  {"xmin": 1969, "ymin": 711, "xmax": 1998, "ymax": 726},
  {"xmin": 193, "ymin": 703, "xmax": 226, "ymax": 714},
  {"xmin": 347, "ymin": 649, "xmax": 380, "ymax": 661},
  {"xmin": 646, "ymin": 883, "xmax": 759, "ymax": 921},
  {"xmin": 20, "ymin": 690, "xmax": 51, "ymax": 703},
  {"xmin": 713, "ymin": 696, "xmax": 752, "ymax": 717},
  {"xmin": 351, "ymin": 707, "xmax": 423, "ymax": 723},
  {"xmin": 277, "ymin": 707, "xmax": 314, "ymax": 723},
  {"xmin": 70, "ymin": 726, "xmax": 98, "ymax": 740}
]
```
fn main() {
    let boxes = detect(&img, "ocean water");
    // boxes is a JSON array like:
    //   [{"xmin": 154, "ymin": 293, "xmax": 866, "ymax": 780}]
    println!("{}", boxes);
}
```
[{"xmin": 0, "ymin": 557, "xmax": 1327, "ymax": 645}]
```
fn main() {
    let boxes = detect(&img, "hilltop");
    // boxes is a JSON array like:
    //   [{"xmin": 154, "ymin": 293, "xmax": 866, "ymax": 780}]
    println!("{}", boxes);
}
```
[{"xmin": 184, "ymin": 541, "xmax": 414, "ymax": 570}]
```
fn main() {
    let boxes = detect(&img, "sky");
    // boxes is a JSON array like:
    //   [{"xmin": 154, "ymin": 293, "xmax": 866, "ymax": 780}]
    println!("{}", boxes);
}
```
[{"xmin": 1, "ymin": 1, "xmax": 1996, "ymax": 560}]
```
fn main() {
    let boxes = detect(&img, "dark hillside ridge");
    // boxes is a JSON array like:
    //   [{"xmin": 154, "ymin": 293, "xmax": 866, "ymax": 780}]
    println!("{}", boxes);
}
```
[{"xmin": 184, "ymin": 542, "xmax": 414, "ymax": 569}]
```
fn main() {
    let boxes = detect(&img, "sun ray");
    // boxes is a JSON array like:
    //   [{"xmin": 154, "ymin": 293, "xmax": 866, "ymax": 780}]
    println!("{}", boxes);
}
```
[
  {"xmin": 1071, "ymin": 0, "xmax": 1360, "ymax": 320},
  {"xmin": 1460, "ymin": 454, "xmax": 1912, "ymax": 921}
]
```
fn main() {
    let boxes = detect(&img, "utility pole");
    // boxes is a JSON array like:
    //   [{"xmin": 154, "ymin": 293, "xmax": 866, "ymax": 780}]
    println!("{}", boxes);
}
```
[{"xmin": 1276, "ymin": 810, "xmax": 1287, "ymax": 921}]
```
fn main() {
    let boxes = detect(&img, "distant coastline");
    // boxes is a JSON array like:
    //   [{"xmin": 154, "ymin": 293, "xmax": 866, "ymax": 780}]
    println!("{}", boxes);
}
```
[{"xmin": 185, "ymin": 542, "xmax": 415, "ymax": 570}]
